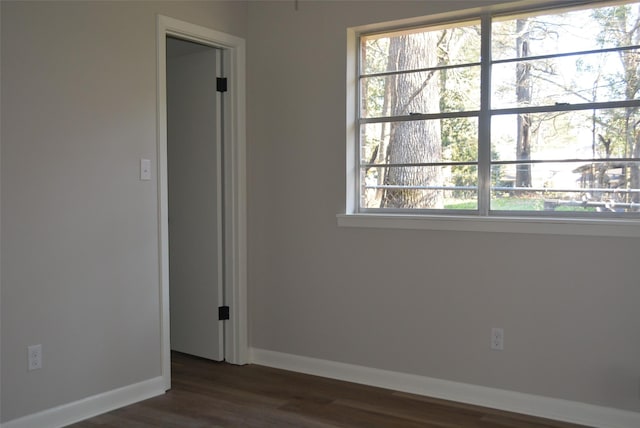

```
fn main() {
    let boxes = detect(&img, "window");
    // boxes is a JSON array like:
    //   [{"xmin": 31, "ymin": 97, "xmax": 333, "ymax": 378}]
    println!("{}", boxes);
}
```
[{"xmin": 354, "ymin": 0, "xmax": 640, "ymax": 219}]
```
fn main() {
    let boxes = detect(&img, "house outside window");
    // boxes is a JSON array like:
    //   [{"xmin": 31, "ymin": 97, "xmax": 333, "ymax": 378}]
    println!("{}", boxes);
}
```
[{"xmin": 354, "ymin": 0, "xmax": 640, "ymax": 220}]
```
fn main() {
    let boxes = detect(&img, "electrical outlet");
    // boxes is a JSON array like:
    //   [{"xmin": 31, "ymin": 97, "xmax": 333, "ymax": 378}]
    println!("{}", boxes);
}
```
[
  {"xmin": 491, "ymin": 328, "xmax": 504, "ymax": 351},
  {"xmin": 28, "ymin": 344, "xmax": 42, "ymax": 370}
]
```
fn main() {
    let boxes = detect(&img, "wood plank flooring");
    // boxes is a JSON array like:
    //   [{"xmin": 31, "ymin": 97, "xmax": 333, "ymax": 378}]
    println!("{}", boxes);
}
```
[{"xmin": 69, "ymin": 352, "xmax": 591, "ymax": 428}]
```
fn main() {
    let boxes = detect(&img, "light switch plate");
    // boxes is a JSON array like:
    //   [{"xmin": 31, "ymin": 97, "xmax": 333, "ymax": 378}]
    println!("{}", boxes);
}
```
[{"xmin": 140, "ymin": 159, "xmax": 151, "ymax": 181}]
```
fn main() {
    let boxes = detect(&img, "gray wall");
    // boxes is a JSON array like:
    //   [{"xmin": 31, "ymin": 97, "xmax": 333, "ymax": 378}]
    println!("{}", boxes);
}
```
[
  {"xmin": 2, "ymin": 0, "xmax": 640, "ymax": 424},
  {"xmin": 246, "ymin": 0, "xmax": 640, "ymax": 413},
  {"xmin": 0, "ymin": 1, "xmax": 246, "ymax": 422}
]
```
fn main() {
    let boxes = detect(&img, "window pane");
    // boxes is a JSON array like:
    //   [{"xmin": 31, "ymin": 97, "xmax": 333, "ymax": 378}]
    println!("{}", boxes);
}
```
[
  {"xmin": 361, "ymin": 66, "xmax": 480, "ymax": 118},
  {"xmin": 361, "ymin": 21, "xmax": 481, "ymax": 75},
  {"xmin": 361, "ymin": 165, "xmax": 478, "ymax": 210},
  {"xmin": 492, "ymin": 109, "xmax": 640, "ymax": 164},
  {"xmin": 492, "ymin": 49, "xmax": 640, "ymax": 109},
  {"xmin": 491, "ymin": 161, "xmax": 640, "ymax": 213},
  {"xmin": 491, "ymin": 107, "xmax": 640, "ymax": 213},
  {"xmin": 360, "ymin": 119, "xmax": 479, "ymax": 165},
  {"xmin": 492, "ymin": 3, "xmax": 640, "ymax": 61}
]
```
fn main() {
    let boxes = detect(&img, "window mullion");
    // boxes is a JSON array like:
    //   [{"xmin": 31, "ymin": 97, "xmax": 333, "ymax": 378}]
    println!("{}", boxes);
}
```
[
  {"xmin": 478, "ymin": 13, "xmax": 492, "ymax": 216},
  {"xmin": 361, "ymin": 61, "xmax": 481, "ymax": 79}
]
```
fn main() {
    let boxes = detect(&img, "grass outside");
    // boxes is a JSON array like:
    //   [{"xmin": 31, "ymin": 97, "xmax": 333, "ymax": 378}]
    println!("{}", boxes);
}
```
[{"xmin": 444, "ymin": 197, "xmax": 595, "ymax": 212}]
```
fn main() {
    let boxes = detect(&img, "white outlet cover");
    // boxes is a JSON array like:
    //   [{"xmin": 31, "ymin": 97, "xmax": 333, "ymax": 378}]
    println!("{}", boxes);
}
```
[
  {"xmin": 28, "ymin": 344, "xmax": 42, "ymax": 370},
  {"xmin": 491, "ymin": 328, "xmax": 504, "ymax": 351}
]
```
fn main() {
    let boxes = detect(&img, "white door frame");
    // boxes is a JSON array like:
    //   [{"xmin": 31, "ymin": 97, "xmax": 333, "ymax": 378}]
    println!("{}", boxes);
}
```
[{"xmin": 156, "ymin": 15, "xmax": 248, "ymax": 390}]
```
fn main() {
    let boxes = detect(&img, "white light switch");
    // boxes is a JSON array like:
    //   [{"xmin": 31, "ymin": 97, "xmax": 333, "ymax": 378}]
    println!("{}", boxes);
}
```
[{"xmin": 140, "ymin": 159, "xmax": 151, "ymax": 181}]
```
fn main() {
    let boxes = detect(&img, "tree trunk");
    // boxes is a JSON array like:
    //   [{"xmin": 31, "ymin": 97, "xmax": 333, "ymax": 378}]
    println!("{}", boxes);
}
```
[
  {"xmin": 381, "ymin": 33, "xmax": 443, "ymax": 208},
  {"xmin": 515, "ymin": 19, "xmax": 532, "ymax": 188}
]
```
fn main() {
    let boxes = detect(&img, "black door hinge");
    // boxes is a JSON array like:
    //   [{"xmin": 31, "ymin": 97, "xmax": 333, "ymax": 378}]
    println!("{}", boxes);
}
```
[
  {"xmin": 216, "ymin": 77, "xmax": 228, "ymax": 93},
  {"xmin": 218, "ymin": 305, "xmax": 230, "ymax": 320}
]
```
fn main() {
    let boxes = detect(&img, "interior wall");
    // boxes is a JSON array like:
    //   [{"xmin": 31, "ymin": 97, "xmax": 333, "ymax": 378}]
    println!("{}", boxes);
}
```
[
  {"xmin": 0, "ymin": 1, "xmax": 246, "ymax": 422},
  {"xmin": 246, "ymin": 0, "xmax": 640, "ymax": 413}
]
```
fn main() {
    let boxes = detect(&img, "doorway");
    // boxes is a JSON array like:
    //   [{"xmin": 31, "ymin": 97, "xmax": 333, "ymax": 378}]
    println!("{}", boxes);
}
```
[
  {"xmin": 166, "ymin": 37, "xmax": 224, "ymax": 361},
  {"xmin": 157, "ymin": 16, "xmax": 248, "ymax": 391}
]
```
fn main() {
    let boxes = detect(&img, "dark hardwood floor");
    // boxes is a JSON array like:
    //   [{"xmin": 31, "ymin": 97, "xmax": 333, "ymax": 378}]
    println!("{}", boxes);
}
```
[{"xmin": 69, "ymin": 352, "xmax": 590, "ymax": 428}]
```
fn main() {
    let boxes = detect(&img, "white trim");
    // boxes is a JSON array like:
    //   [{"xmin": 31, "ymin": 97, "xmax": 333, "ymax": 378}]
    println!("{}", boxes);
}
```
[
  {"xmin": 337, "ymin": 213, "xmax": 640, "ymax": 237},
  {"xmin": 156, "ymin": 15, "xmax": 248, "ymax": 390},
  {"xmin": 350, "ymin": 0, "xmax": 618, "ymax": 36},
  {"xmin": 0, "ymin": 377, "xmax": 164, "ymax": 428},
  {"xmin": 346, "ymin": 28, "xmax": 358, "ymax": 214},
  {"xmin": 250, "ymin": 348, "xmax": 640, "ymax": 428}
]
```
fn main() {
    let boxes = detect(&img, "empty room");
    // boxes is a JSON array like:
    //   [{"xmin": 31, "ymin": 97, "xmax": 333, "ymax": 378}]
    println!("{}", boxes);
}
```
[{"xmin": 1, "ymin": 1, "xmax": 640, "ymax": 427}]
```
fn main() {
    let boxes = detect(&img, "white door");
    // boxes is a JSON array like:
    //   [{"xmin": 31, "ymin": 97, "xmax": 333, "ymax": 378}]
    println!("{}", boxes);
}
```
[{"xmin": 166, "ymin": 37, "xmax": 224, "ymax": 361}]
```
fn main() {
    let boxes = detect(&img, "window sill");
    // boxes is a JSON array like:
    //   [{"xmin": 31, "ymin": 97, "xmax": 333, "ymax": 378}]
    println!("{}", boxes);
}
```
[{"xmin": 337, "ymin": 213, "xmax": 640, "ymax": 238}]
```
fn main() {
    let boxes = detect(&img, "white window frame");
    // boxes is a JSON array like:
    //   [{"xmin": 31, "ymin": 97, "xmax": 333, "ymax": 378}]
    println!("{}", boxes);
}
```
[{"xmin": 341, "ymin": 0, "xmax": 640, "ymax": 237}]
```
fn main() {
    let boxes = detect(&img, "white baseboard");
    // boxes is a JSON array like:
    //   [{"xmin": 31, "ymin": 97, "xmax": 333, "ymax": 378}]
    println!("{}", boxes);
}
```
[
  {"xmin": 1, "ymin": 376, "xmax": 165, "ymax": 428},
  {"xmin": 250, "ymin": 348, "xmax": 640, "ymax": 428}
]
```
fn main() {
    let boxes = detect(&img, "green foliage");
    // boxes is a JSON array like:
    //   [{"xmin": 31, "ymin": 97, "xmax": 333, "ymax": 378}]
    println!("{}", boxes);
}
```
[
  {"xmin": 443, "ymin": 123, "xmax": 477, "ymax": 198},
  {"xmin": 592, "ymin": 5, "xmax": 632, "ymax": 47},
  {"xmin": 440, "ymin": 62, "xmax": 480, "ymax": 198}
]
